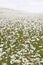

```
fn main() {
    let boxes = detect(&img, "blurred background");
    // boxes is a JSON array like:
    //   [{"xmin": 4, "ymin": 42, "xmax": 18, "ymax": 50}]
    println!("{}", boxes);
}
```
[{"xmin": 0, "ymin": 0, "xmax": 43, "ymax": 12}]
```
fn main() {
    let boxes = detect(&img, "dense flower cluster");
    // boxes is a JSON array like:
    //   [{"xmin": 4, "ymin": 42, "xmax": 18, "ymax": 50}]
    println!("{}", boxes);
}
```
[{"xmin": 0, "ymin": 13, "xmax": 43, "ymax": 65}]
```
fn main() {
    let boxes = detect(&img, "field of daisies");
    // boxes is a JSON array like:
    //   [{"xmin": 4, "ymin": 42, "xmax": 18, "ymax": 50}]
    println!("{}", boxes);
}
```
[{"xmin": 0, "ymin": 9, "xmax": 43, "ymax": 65}]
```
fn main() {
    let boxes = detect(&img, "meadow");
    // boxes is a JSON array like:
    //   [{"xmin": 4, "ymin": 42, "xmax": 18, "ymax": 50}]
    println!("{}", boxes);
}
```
[{"xmin": 0, "ymin": 9, "xmax": 43, "ymax": 65}]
